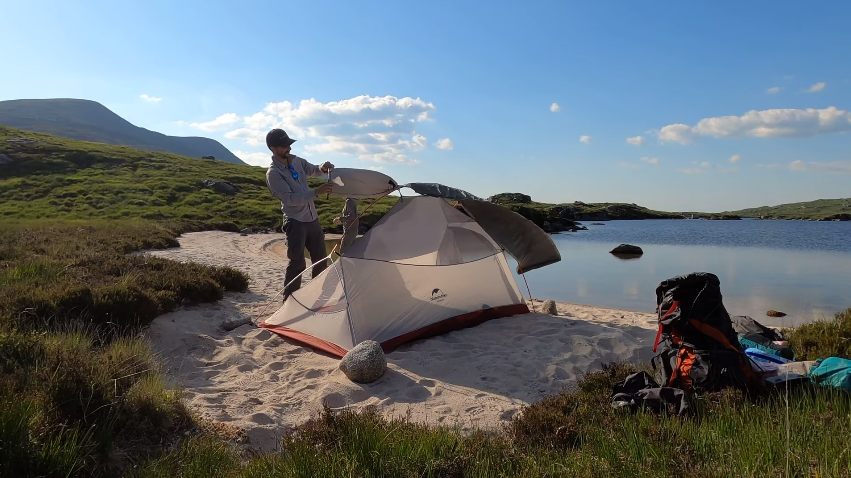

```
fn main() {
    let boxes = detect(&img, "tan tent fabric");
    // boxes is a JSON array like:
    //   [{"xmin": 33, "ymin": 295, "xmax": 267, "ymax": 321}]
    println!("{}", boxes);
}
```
[
  {"xmin": 260, "ymin": 196, "xmax": 529, "ymax": 356},
  {"xmin": 459, "ymin": 199, "xmax": 561, "ymax": 274},
  {"xmin": 328, "ymin": 168, "xmax": 398, "ymax": 199}
]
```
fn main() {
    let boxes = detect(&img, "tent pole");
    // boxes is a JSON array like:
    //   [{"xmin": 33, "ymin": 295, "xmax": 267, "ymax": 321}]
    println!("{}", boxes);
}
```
[{"xmin": 522, "ymin": 273, "xmax": 536, "ymax": 313}]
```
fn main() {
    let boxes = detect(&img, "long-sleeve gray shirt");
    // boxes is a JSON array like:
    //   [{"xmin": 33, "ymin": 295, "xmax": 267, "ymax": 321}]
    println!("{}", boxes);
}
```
[{"xmin": 265, "ymin": 155, "xmax": 325, "ymax": 223}]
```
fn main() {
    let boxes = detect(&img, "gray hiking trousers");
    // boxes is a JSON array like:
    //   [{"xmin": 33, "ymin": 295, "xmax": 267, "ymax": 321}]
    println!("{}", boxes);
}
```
[{"xmin": 283, "ymin": 218, "xmax": 328, "ymax": 299}]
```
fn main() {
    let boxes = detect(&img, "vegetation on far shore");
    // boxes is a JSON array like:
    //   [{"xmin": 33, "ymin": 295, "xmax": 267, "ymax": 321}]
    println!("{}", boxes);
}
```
[
  {"xmin": 1, "ymin": 126, "xmax": 850, "ymax": 476},
  {"xmin": 724, "ymin": 198, "xmax": 851, "ymax": 221}
]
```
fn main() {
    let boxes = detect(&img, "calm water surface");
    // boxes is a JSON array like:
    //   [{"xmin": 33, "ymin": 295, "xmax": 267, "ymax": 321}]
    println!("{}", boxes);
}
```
[{"xmin": 514, "ymin": 219, "xmax": 851, "ymax": 327}]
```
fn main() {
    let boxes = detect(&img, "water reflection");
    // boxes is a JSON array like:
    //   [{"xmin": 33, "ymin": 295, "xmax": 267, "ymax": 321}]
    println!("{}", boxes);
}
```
[{"xmin": 515, "ymin": 238, "xmax": 851, "ymax": 327}]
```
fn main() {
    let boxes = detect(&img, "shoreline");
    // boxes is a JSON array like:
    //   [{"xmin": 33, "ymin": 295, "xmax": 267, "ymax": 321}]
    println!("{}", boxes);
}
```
[{"xmin": 144, "ymin": 231, "xmax": 656, "ymax": 451}]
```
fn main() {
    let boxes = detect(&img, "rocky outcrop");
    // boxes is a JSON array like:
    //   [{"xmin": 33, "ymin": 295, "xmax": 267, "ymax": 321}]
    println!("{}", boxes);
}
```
[
  {"xmin": 201, "ymin": 179, "xmax": 239, "ymax": 195},
  {"xmin": 500, "ymin": 204, "xmax": 587, "ymax": 233},
  {"xmin": 339, "ymin": 340, "xmax": 387, "ymax": 383},
  {"xmin": 820, "ymin": 214, "xmax": 851, "ymax": 221},
  {"xmin": 490, "ymin": 192, "xmax": 531, "ymax": 204}
]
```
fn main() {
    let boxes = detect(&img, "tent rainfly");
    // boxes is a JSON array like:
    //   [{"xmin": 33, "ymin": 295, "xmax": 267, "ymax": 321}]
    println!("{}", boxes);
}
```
[{"xmin": 260, "ymin": 177, "xmax": 560, "ymax": 357}]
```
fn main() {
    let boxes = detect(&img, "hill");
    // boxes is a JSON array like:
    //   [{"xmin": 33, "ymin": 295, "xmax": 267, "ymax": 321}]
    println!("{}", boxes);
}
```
[
  {"xmin": 0, "ymin": 126, "xmax": 395, "ymax": 231},
  {"xmin": 0, "ymin": 98, "xmax": 245, "ymax": 164},
  {"xmin": 724, "ymin": 198, "xmax": 851, "ymax": 221}
]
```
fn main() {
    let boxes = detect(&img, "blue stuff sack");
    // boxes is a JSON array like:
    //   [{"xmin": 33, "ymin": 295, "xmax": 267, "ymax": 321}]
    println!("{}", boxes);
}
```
[{"xmin": 809, "ymin": 357, "xmax": 851, "ymax": 392}]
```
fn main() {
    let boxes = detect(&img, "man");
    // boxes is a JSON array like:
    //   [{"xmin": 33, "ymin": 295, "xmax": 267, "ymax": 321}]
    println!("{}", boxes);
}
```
[{"xmin": 264, "ymin": 128, "xmax": 335, "ymax": 301}]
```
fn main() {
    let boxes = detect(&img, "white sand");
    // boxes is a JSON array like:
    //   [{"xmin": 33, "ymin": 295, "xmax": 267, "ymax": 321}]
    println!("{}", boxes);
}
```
[{"xmin": 145, "ymin": 231, "xmax": 657, "ymax": 451}]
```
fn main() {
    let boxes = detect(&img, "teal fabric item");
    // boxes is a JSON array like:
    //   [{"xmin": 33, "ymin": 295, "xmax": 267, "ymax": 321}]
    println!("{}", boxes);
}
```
[{"xmin": 809, "ymin": 357, "xmax": 851, "ymax": 391}]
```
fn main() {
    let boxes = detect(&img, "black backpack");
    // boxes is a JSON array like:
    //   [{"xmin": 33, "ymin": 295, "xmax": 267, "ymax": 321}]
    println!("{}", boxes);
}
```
[{"xmin": 651, "ymin": 272, "xmax": 760, "ymax": 393}]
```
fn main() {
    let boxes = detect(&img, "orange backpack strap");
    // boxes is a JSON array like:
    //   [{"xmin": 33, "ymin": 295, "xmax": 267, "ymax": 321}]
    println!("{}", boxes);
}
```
[
  {"xmin": 687, "ymin": 319, "xmax": 739, "ymax": 352},
  {"xmin": 653, "ymin": 300, "xmax": 680, "ymax": 353}
]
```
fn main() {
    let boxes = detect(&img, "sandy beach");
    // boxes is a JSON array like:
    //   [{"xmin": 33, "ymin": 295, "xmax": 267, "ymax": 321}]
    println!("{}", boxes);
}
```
[{"xmin": 145, "ymin": 231, "xmax": 657, "ymax": 451}]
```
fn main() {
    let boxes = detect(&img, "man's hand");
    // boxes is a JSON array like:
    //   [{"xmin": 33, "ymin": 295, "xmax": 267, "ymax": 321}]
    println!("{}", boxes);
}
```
[
  {"xmin": 320, "ymin": 161, "xmax": 335, "ymax": 173},
  {"xmin": 315, "ymin": 183, "xmax": 333, "ymax": 195}
]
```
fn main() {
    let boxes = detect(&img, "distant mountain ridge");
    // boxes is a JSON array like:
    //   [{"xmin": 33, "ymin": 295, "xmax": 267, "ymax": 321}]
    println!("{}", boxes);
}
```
[{"xmin": 0, "ymin": 98, "xmax": 245, "ymax": 164}]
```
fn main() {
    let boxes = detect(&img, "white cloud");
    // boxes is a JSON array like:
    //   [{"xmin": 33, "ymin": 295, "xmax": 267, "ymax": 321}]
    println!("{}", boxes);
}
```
[
  {"xmin": 626, "ymin": 135, "xmax": 644, "ymax": 146},
  {"xmin": 766, "ymin": 86, "xmax": 782, "ymax": 95},
  {"xmin": 579, "ymin": 135, "xmax": 592, "ymax": 144},
  {"xmin": 640, "ymin": 156, "xmax": 660, "ymax": 166},
  {"xmin": 788, "ymin": 159, "xmax": 851, "ymax": 173},
  {"xmin": 234, "ymin": 150, "xmax": 271, "ymax": 167},
  {"xmin": 807, "ymin": 82, "xmax": 827, "ymax": 93},
  {"xmin": 729, "ymin": 154, "xmax": 742, "ymax": 163},
  {"xmin": 550, "ymin": 102, "xmax": 561, "ymax": 113},
  {"xmin": 190, "ymin": 113, "xmax": 240, "ymax": 132},
  {"xmin": 435, "ymin": 138, "xmax": 454, "ymax": 150},
  {"xmin": 659, "ymin": 123, "xmax": 694, "ymax": 143},
  {"xmin": 195, "ymin": 95, "xmax": 436, "ymax": 164},
  {"xmin": 139, "ymin": 94, "xmax": 162, "ymax": 103},
  {"xmin": 657, "ymin": 107, "xmax": 851, "ymax": 144}
]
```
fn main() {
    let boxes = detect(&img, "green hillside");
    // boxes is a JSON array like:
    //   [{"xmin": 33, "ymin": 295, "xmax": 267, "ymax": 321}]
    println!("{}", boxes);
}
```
[
  {"xmin": 0, "ymin": 126, "xmax": 396, "ymax": 231},
  {"xmin": 0, "ymin": 98, "xmax": 246, "ymax": 164},
  {"xmin": 724, "ymin": 198, "xmax": 851, "ymax": 220}
]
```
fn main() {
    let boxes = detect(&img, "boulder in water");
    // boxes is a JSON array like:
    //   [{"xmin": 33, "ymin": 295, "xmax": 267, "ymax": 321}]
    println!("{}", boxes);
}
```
[{"xmin": 610, "ymin": 244, "xmax": 643, "ymax": 256}]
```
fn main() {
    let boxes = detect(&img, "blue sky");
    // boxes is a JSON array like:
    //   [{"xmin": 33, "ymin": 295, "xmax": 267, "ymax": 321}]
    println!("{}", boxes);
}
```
[{"xmin": 2, "ymin": 0, "xmax": 850, "ymax": 211}]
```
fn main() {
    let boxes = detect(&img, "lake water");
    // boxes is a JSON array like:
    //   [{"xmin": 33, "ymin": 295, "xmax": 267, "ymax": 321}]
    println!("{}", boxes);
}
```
[{"xmin": 513, "ymin": 219, "xmax": 851, "ymax": 327}]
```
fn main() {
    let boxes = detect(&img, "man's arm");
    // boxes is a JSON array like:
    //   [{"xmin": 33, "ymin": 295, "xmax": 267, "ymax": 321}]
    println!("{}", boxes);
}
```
[
  {"xmin": 266, "ymin": 168, "xmax": 315, "ymax": 206},
  {"xmin": 296, "ymin": 156, "xmax": 325, "ymax": 177}
]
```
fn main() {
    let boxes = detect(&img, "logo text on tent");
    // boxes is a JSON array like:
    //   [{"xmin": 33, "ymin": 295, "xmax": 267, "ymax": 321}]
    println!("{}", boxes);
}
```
[{"xmin": 430, "ymin": 288, "xmax": 448, "ymax": 302}]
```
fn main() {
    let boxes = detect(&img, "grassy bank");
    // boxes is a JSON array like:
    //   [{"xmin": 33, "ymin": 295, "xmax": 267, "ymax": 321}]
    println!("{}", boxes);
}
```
[
  {"xmin": 0, "ymin": 220, "xmax": 247, "ymax": 333},
  {"xmin": 0, "ymin": 219, "xmax": 249, "ymax": 476},
  {"xmin": 138, "ymin": 355, "xmax": 851, "ymax": 478}
]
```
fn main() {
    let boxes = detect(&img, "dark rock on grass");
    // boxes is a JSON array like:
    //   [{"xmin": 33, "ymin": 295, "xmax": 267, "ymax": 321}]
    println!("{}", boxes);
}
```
[
  {"xmin": 339, "ymin": 340, "xmax": 387, "ymax": 383},
  {"xmin": 767, "ymin": 309, "xmax": 787, "ymax": 318},
  {"xmin": 201, "ymin": 179, "xmax": 240, "ymax": 195},
  {"xmin": 610, "ymin": 244, "xmax": 643, "ymax": 256},
  {"xmin": 0, "ymin": 153, "xmax": 13, "ymax": 164}
]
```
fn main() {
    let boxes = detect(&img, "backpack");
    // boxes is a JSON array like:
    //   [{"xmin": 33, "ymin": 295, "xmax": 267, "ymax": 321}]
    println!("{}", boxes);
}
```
[{"xmin": 651, "ymin": 272, "xmax": 761, "ymax": 394}]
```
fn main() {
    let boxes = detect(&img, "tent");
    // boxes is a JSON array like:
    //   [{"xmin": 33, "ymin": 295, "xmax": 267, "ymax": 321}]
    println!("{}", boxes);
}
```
[{"xmin": 260, "ymin": 181, "xmax": 559, "ymax": 357}]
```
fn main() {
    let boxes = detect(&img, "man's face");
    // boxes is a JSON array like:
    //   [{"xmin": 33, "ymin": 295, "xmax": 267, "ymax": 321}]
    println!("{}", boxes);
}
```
[{"xmin": 271, "ymin": 144, "xmax": 291, "ymax": 157}]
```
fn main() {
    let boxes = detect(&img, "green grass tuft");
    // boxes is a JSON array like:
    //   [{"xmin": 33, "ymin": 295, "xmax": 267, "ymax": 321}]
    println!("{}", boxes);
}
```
[{"xmin": 787, "ymin": 308, "xmax": 851, "ymax": 360}]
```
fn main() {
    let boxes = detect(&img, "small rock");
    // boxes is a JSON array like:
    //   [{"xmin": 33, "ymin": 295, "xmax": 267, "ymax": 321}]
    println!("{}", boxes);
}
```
[
  {"xmin": 221, "ymin": 317, "xmax": 252, "ymax": 331},
  {"xmin": 542, "ymin": 299, "xmax": 558, "ymax": 315},
  {"xmin": 610, "ymin": 244, "xmax": 643, "ymax": 255},
  {"xmin": 766, "ymin": 309, "xmax": 787, "ymax": 318},
  {"xmin": 339, "ymin": 340, "xmax": 386, "ymax": 383},
  {"xmin": 0, "ymin": 153, "xmax": 13, "ymax": 165}
]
